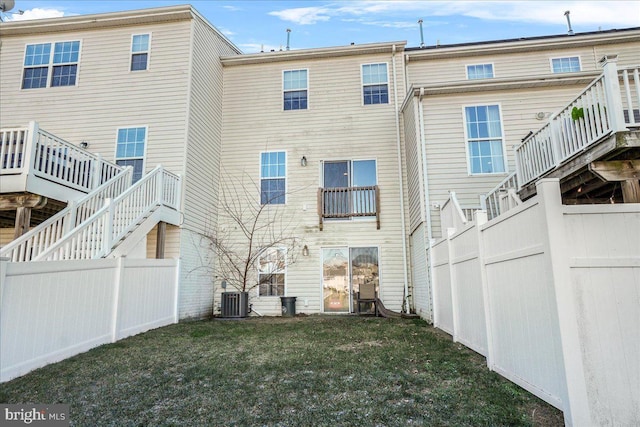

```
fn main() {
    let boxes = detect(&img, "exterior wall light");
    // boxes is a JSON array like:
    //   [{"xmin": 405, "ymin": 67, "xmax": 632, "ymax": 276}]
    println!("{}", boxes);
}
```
[
  {"xmin": 80, "ymin": 141, "xmax": 89, "ymax": 149},
  {"xmin": 302, "ymin": 245, "xmax": 309, "ymax": 256},
  {"xmin": 301, "ymin": 156, "xmax": 307, "ymax": 167}
]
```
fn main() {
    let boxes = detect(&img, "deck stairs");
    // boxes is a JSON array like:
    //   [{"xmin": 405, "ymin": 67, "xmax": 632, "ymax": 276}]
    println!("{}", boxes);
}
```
[{"xmin": 0, "ymin": 123, "xmax": 181, "ymax": 261}]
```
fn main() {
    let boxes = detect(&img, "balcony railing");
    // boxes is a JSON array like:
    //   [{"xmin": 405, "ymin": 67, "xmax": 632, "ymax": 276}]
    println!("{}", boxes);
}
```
[
  {"xmin": 0, "ymin": 121, "xmax": 121, "ymax": 194},
  {"xmin": 515, "ymin": 57, "xmax": 639, "ymax": 187},
  {"xmin": 318, "ymin": 185, "xmax": 380, "ymax": 230}
]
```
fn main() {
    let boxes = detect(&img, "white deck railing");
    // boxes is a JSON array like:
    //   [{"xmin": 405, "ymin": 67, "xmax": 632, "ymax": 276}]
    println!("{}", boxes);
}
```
[
  {"xmin": 515, "ymin": 57, "xmax": 639, "ymax": 187},
  {"xmin": 483, "ymin": 172, "xmax": 520, "ymax": 220},
  {"xmin": 0, "ymin": 121, "xmax": 121, "ymax": 192},
  {"xmin": 0, "ymin": 167, "xmax": 133, "ymax": 262},
  {"xmin": 34, "ymin": 165, "xmax": 181, "ymax": 261}
]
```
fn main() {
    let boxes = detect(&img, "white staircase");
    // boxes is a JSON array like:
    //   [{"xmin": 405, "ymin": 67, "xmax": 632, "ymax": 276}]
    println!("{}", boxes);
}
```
[{"xmin": 0, "ymin": 165, "xmax": 181, "ymax": 261}]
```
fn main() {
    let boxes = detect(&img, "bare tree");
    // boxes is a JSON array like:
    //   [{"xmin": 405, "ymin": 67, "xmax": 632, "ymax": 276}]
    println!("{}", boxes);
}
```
[{"xmin": 207, "ymin": 173, "xmax": 301, "ymax": 294}]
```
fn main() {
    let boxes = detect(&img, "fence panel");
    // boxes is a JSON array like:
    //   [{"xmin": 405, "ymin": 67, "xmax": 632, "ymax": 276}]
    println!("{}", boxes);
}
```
[
  {"xmin": 0, "ymin": 258, "xmax": 179, "ymax": 383},
  {"xmin": 563, "ymin": 205, "xmax": 640, "ymax": 426},
  {"xmin": 431, "ymin": 237, "xmax": 453, "ymax": 334},
  {"xmin": 448, "ymin": 223, "xmax": 487, "ymax": 356},
  {"xmin": 481, "ymin": 201, "xmax": 565, "ymax": 409}
]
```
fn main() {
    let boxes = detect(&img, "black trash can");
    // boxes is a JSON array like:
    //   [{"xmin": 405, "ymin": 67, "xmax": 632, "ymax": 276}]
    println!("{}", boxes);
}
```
[{"xmin": 280, "ymin": 296, "xmax": 297, "ymax": 316}]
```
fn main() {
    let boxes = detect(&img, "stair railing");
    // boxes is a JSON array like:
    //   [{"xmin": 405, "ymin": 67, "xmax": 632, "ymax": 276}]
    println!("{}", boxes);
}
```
[
  {"xmin": 0, "ymin": 167, "xmax": 132, "ymax": 262},
  {"xmin": 34, "ymin": 166, "xmax": 181, "ymax": 261}
]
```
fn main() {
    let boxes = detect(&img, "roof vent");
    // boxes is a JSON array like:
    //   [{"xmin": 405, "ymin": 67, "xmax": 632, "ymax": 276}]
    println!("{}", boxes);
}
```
[
  {"xmin": 418, "ymin": 19, "xmax": 425, "ymax": 48},
  {"xmin": 564, "ymin": 11, "xmax": 574, "ymax": 36}
]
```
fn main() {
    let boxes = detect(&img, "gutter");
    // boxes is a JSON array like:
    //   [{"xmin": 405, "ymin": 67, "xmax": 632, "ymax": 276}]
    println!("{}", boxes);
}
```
[{"xmin": 391, "ymin": 44, "xmax": 410, "ymax": 312}]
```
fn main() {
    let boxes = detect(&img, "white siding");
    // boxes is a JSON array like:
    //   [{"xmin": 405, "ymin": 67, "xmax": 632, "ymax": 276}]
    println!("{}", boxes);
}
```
[{"xmin": 410, "ymin": 224, "xmax": 431, "ymax": 321}]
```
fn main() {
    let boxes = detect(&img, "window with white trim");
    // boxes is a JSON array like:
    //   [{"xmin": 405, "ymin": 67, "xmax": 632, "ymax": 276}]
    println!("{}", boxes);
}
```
[
  {"xmin": 467, "ymin": 63, "xmax": 494, "ymax": 80},
  {"xmin": 115, "ymin": 127, "xmax": 146, "ymax": 182},
  {"xmin": 362, "ymin": 63, "xmax": 388, "ymax": 105},
  {"xmin": 260, "ymin": 151, "xmax": 286, "ymax": 204},
  {"xmin": 258, "ymin": 247, "xmax": 286, "ymax": 297},
  {"xmin": 131, "ymin": 34, "xmax": 150, "ymax": 71},
  {"xmin": 283, "ymin": 69, "xmax": 307, "ymax": 110},
  {"xmin": 464, "ymin": 105, "xmax": 506, "ymax": 174},
  {"xmin": 22, "ymin": 41, "xmax": 80, "ymax": 89},
  {"xmin": 551, "ymin": 56, "xmax": 581, "ymax": 73}
]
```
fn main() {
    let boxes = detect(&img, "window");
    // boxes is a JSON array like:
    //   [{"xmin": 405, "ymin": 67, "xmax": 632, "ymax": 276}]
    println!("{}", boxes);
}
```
[
  {"xmin": 551, "ymin": 56, "xmax": 581, "ymax": 73},
  {"xmin": 115, "ymin": 127, "xmax": 146, "ymax": 182},
  {"xmin": 260, "ymin": 151, "xmax": 286, "ymax": 204},
  {"xmin": 22, "ymin": 41, "xmax": 80, "ymax": 89},
  {"xmin": 258, "ymin": 247, "xmax": 286, "ymax": 297},
  {"xmin": 283, "ymin": 69, "xmax": 307, "ymax": 110},
  {"xmin": 467, "ymin": 63, "xmax": 494, "ymax": 80},
  {"xmin": 131, "ymin": 34, "xmax": 150, "ymax": 71},
  {"xmin": 464, "ymin": 105, "xmax": 506, "ymax": 174},
  {"xmin": 362, "ymin": 63, "xmax": 388, "ymax": 105}
]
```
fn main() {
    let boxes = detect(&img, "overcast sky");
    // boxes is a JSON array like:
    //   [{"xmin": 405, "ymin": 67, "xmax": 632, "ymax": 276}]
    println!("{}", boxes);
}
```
[{"xmin": 4, "ymin": 1, "xmax": 640, "ymax": 53}]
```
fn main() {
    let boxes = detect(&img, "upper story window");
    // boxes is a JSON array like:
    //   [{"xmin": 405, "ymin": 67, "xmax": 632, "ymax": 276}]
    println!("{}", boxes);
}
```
[
  {"xmin": 551, "ymin": 56, "xmax": 581, "ymax": 73},
  {"xmin": 362, "ymin": 63, "xmax": 388, "ymax": 105},
  {"xmin": 115, "ymin": 127, "xmax": 147, "ymax": 182},
  {"xmin": 131, "ymin": 34, "xmax": 150, "ymax": 71},
  {"xmin": 22, "ymin": 41, "xmax": 80, "ymax": 89},
  {"xmin": 260, "ymin": 151, "xmax": 286, "ymax": 204},
  {"xmin": 464, "ymin": 105, "xmax": 506, "ymax": 174},
  {"xmin": 258, "ymin": 247, "xmax": 286, "ymax": 297},
  {"xmin": 283, "ymin": 69, "xmax": 308, "ymax": 110},
  {"xmin": 467, "ymin": 63, "xmax": 494, "ymax": 80}
]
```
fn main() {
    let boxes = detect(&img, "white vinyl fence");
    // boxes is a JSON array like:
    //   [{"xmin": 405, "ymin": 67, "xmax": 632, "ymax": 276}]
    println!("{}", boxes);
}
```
[
  {"xmin": 430, "ymin": 179, "xmax": 640, "ymax": 427},
  {"xmin": 0, "ymin": 257, "xmax": 180, "ymax": 383}
]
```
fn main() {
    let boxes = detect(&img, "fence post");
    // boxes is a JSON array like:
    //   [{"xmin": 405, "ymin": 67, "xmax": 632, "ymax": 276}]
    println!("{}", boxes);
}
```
[
  {"xmin": 173, "ymin": 258, "xmax": 181, "ymax": 323},
  {"xmin": 474, "ymin": 211, "xmax": 494, "ymax": 369},
  {"xmin": 599, "ymin": 55, "xmax": 627, "ymax": 133},
  {"xmin": 537, "ymin": 179, "xmax": 590, "ymax": 427},
  {"xmin": 111, "ymin": 256, "xmax": 126, "ymax": 342},
  {"xmin": 446, "ymin": 227, "xmax": 459, "ymax": 343}
]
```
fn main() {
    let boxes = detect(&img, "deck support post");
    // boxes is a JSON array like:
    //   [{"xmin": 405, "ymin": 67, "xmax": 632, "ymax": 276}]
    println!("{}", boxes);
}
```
[{"xmin": 156, "ymin": 221, "xmax": 166, "ymax": 259}]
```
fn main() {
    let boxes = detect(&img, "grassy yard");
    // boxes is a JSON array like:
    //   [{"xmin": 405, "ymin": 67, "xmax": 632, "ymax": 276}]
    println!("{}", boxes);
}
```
[{"xmin": 1, "ymin": 316, "xmax": 563, "ymax": 426}]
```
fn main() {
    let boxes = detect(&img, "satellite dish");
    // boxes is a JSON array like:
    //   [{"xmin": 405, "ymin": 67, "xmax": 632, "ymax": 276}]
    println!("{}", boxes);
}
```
[{"xmin": 0, "ymin": 0, "xmax": 15, "ymax": 12}]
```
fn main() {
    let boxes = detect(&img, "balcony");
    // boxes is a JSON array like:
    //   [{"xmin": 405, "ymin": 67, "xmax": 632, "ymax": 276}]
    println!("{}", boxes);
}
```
[
  {"xmin": 317, "ymin": 185, "xmax": 380, "ymax": 230},
  {"xmin": 484, "ymin": 56, "xmax": 640, "ymax": 219},
  {"xmin": 1, "ymin": 121, "xmax": 122, "ymax": 236}
]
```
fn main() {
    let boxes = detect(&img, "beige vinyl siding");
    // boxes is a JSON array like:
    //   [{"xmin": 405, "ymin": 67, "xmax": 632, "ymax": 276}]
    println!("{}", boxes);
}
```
[
  {"xmin": 220, "ymin": 48, "xmax": 409, "ymax": 313},
  {"xmin": 0, "ymin": 21, "xmax": 191, "ymax": 177},
  {"xmin": 410, "ymin": 223, "xmax": 431, "ymax": 321},
  {"xmin": 146, "ymin": 224, "xmax": 181, "ymax": 259},
  {"xmin": 175, "ymin": 16, "xmax": 241, "ymax": 319},
  {"xmin": 406, "ymin": 39, "xmax": 640, "ymax": 85},
  {"xmin": 402, "ymin": 97, "xmax": 424, "ymax": 233},
  {"xmin": 181, "ymin": 16, "xmax": 240, "ymax": 233},
  {"xmin": 420, "ymin": 84, "xmax": 585, "ymax": 238}
]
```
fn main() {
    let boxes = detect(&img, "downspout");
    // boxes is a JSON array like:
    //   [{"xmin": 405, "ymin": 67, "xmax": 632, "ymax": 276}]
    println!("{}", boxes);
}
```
[
  {"xmin": 418, "ymin": 87, "xmax": 435, "ymax": 322},
  {"xmin": 391, "ymin": 44, "xmax": 410, "ymax": 311}
]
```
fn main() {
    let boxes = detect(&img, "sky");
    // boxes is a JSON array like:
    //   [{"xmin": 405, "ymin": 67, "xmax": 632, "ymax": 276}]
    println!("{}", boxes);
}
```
[{"xmin": 2, "ymin": 1, "xmax": 639, "ymax": 53}]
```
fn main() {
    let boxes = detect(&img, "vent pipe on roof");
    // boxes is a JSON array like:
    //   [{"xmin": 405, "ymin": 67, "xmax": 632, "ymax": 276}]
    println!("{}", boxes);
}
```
[
  {"xmin": 418, "ymin": 19, "xmax": 425, "ymax": 48},
  {"xmin": 286, "ymin": 28, "xmax": 291, "ymax": 51},
  {"xmin": 564, "ymin": 11, "xmax": 574, "ymax": 35}
]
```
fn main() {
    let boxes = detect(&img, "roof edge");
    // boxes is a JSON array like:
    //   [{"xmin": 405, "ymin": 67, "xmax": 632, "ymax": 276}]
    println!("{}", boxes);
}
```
[{"xmin": 221, "ymin": 41, "xmax": 407, "ymax": 66}]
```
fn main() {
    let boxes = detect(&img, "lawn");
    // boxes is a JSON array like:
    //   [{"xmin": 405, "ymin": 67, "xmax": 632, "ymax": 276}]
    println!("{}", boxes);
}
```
[{"xmin": 0, "ymin": 316, "xmax": 564, "ymax": 426}]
